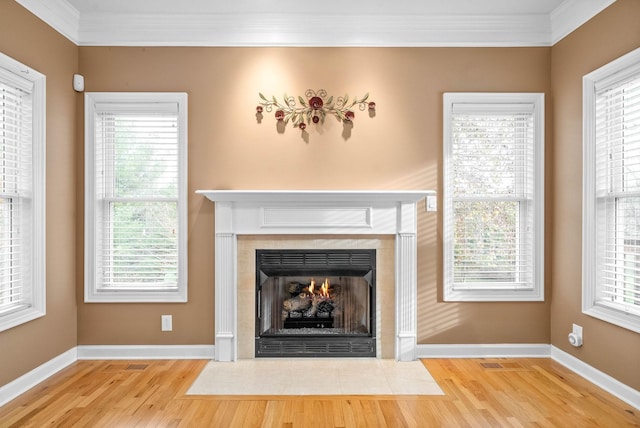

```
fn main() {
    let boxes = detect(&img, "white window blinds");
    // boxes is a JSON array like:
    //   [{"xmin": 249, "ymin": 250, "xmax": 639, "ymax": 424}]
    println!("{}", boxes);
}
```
[
  {"xmin": 583, "ymin": 48, "xmax": 640, "ymax": 333},
  {"xmin": 444, "ymin": 93, "xmax": 544, "ymax": 302},
  {"xmin": 593, "ymin": 66, "xmax": 640, "ymax": 316},
  {"xmin": 85, "ymin": 93, "xmax": 187, "ymax": 302},
  {"xmin": 0, "ymin": 52, "xmax": 45, "ymax": 332},
  {"xmin": 0, "ymin": 70, "xmax": 33, "ymax": 316}
]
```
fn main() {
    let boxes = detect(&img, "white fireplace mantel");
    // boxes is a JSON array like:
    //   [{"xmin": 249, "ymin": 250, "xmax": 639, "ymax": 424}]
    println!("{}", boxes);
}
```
[{"xmin": 196, "ymin": 189, "xmax": 435, "ymax": 362}]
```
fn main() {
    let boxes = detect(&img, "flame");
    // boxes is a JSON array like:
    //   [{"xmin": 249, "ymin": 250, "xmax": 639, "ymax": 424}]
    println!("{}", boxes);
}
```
[
  {"xmin": 307, "ymin": 278, "xmax": 331, "ymax": 299},
  {"xmin": 321, "ymin": 278, "xmax": 330, "ymax": 297}
]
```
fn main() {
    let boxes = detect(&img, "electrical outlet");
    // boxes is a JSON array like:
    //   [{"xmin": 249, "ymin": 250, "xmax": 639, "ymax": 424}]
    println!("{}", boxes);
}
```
[
  {"xmin": 572, "ymin": 323, "xmax": 583, "ymax": 337},
  {"xmin": 568, "ymin": 323, "xmax": 583, "ymax": 347},
  {"xmin": 161, "ymin": 315, "xmax": 173, "ymax": 332}
]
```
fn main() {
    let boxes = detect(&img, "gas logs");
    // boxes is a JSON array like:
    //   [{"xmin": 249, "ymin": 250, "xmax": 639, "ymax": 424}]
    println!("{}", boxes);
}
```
[{"xmin": 282, "ymin": 279, "xmax": 339, "ymax": 324}]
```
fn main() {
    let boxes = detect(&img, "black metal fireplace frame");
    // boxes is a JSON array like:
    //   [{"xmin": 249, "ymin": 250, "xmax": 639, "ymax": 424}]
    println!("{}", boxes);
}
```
[{"xmin": 255, "ymin": 249, "xmax": 376, "ymax": 358}]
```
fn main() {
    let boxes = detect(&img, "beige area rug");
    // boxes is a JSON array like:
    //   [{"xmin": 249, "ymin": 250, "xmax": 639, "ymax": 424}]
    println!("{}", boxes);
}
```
[{"xmin": 186, "ymin": 358, "xmax": 444, "ymax": 396}]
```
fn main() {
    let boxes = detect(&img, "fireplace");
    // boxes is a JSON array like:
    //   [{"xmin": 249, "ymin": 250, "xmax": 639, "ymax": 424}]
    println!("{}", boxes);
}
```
[
  {"xmin": 255, "ymin": 249, "xmax": 376, "ymax": 357},
  {"xmin": 196, "ymin": 190, "xmax": 434, "ymax": 362}
]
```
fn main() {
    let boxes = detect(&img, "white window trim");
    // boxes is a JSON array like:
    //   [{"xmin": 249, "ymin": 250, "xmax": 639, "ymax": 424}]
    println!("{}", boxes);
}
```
[
  {"xmin": 583, "ymin": 48, "xmax": 640, "ymax": 333},
  {"xmin": 443, "ymin": 92, "xmax": 545, "ymax": 302},
  {"xmin": 0, "ymin": 52, "xmax": 46, "ymax": 332},
  {"xmin": 84, "ymin": 92, "xmax": 188, "ymax": 303}
]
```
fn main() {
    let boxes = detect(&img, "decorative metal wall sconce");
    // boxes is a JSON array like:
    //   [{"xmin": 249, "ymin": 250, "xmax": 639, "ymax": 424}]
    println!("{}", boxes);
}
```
[{"xmin": 256, "ymin": 89, "xmax": 375, "ymax": 131}]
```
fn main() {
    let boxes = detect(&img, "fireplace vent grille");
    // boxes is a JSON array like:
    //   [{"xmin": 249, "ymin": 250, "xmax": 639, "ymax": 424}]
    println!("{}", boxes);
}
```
[
  {"xmin": 256, "ymin": 337, "xmax": 376, "ymax": 357},
  {"xmin": 258, "ymin": 249, "xmax": 374, "ymax": 275}
]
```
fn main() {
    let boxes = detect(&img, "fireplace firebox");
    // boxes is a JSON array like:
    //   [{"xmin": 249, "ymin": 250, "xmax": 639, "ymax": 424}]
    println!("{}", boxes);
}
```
[{"xmin": 255, "ymin": 249, "xmax": 376, "ymax": 357}]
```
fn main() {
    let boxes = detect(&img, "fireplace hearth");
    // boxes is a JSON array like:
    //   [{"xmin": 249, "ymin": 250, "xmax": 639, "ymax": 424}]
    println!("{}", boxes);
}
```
[{"xmin": 255, "ymin": 249, "xmax": 376, "ymax": 357}]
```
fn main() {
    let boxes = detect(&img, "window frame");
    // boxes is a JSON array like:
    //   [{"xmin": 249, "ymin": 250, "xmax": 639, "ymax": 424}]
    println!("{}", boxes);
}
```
[
  {"xmin": 583, "ymin": 48, "xmax": 640, "ymax": 333},
  {"xmin": 443, "ymin": 92, "xmax": 545, "ymax": 302},
  {"xmin": 0, "ymin": 52, "xmax": 46, "ymax": 332},
  {"xmin": 84, "ymin": 92, "xmax": 188, "ymax": 303}
]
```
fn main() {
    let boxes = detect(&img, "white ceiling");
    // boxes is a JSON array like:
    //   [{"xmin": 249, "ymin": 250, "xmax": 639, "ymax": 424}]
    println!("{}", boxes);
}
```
[
  {"xmin": 64, "ymin": 0, "xmax": 566, "ymax": 16},
  {"xmin": 16, "ymin": 0, "xmax": 617, "ymax": 47}
]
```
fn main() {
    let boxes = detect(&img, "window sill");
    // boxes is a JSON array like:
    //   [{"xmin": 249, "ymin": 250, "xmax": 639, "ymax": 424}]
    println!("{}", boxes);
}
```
[
  {"xmin": 84, "ymin": 288, "xmax": 187, "ymax": 303},
  {"xmin": 583, "ymin": 304, "xmax": 640, "ymax": 334},
  {"xmin": 445, "ymin": 288, "xmax": 544, "ymax": 302},
  {"xmin": 0, "ymin": 306, "xmax": 46, "ymax": 333}
]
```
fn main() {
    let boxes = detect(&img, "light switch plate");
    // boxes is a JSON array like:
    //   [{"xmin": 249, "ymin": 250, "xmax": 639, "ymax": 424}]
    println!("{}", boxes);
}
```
[{"xmin": 426, "ymin": 195, "xmax": 437, "ymax": 212}]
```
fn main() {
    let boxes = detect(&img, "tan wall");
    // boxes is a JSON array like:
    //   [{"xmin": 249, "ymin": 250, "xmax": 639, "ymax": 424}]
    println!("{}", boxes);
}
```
[
  {"xmin": 3, "ymin": 0, "xmax": 637, "ymax": 395},
  {"xmin": 0, "ymin": 2, "xmax": 78, "ymax": 386},
  {"xmin": 76, "ymin": 46, "xmax": 552, "ymax": 347},
  {"xmin": 550, "ymin": 0, "xmax": 640, "ymax": 391}
]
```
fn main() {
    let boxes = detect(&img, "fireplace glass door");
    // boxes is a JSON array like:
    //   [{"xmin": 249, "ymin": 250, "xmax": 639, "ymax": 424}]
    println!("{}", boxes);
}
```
[{"xmin": 255, "ymin": 249, "xmax": 376, "ymax": 357}]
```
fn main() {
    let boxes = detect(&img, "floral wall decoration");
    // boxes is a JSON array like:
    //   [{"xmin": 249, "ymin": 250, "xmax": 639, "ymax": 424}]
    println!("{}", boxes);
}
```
[{"xmin": 256, "ymin": 89, "xmax": 375, "ymax": 132}]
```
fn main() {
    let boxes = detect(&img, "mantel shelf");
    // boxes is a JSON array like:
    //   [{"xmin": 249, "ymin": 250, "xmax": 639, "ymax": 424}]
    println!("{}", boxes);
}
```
[{"xmin": 196, "ymin": 189, "xmax": 435, "ymax": 203}]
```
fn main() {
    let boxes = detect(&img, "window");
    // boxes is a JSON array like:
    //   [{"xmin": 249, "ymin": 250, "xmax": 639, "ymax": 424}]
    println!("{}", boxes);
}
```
[
  {"xmin": 583, "ymin": 48, "xmax": 640, "ymax": 333},
  {"xmin": 0, "ymin": 52, "xmax": 45, "ymax": 332},
  {"xmin": 85, "ymin": 93, "xmax": 187, "ymax": 302},
  {"xmin": 443, "ymin": 93, "xmax": 544, "ymax": 301}
]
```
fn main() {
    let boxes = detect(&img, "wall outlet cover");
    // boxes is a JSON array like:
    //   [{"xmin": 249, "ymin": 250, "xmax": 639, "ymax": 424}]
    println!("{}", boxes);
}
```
[{"xmin": 161, "ymin": 315, "xmax": 173, "ymax": 331}]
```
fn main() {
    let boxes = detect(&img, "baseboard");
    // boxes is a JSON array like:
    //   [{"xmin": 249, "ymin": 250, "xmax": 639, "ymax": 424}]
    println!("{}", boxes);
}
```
[
  {"xmin": 76, "ymin": 344, "xmax": 215, "ymax": 360},
  {"xmin": 0, "ymin": 347, "xmax": 77, "ymax": 407},
  {"xmin": 550, "ymin": 346, "xmax": 640, "ymax": 411},
  {"xmin": 417, "ymin": 343, "xmax": 551, "ymax": 358}
]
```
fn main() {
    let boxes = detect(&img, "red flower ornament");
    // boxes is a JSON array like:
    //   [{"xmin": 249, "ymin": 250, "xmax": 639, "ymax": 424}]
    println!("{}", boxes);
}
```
[
  {"xmin": 256, "ymin": 90, "xmax": 374, "ymax": 134},
  {"xmin": 345, "ymin": 111, "xmax": 355, "ymax": 122},
  {"xmin": 309, "ymin": 96, "xmax": 324, "ymax": 110}
]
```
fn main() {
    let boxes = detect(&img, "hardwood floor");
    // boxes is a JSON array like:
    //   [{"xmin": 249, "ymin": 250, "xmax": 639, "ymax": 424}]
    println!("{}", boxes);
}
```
[{"xmin": 0, "ymin": 358, "xmax": 638, "ymax": 427}]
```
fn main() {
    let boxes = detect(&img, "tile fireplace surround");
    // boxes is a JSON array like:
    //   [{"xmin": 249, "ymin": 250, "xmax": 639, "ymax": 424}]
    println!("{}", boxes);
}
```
[{"xmin": 197, "ymin": 190, "xmax": 435, "ymax": 362}]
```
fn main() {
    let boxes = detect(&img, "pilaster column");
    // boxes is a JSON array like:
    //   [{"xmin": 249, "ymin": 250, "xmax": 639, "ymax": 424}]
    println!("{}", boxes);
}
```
[
  {"xmin": 214, "ymin": 202, "xmax": 237, "ymax": 361},
  {"xmin": 395, "ymin": 201, "xmax": 418, "ymax": 361}
]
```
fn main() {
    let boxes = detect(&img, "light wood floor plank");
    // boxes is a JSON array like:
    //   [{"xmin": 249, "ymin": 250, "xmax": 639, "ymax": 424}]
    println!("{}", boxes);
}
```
[{"xmin": 0, "ymin": 358, "xmax": 638, "ymax": 427}]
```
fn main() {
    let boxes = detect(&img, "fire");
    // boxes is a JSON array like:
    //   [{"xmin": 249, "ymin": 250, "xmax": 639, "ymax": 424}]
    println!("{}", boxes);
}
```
[
  {"xmin": 307, "ymin": 278, "xmax": 331, "ymax": 298},
  {"xmin": 320, "ymin": 279, "xmax": 330, "ymax": 297}
]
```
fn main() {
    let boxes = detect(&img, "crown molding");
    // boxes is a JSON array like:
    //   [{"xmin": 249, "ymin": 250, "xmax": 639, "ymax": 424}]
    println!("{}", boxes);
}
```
[
  {"xmin": 14, "ymin": 0, "xmax": 618, "ymax": 47},
  {"xmin": 551, "ymin": 0, "xmax": 617, "ymax": 44},
  {"xmin": 77, "ymin": 13, "xmax": 552, "ymax": 47},
  {"xmin": 15, "ymin": 0, "xmax": 79, "ymax": 44}
]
